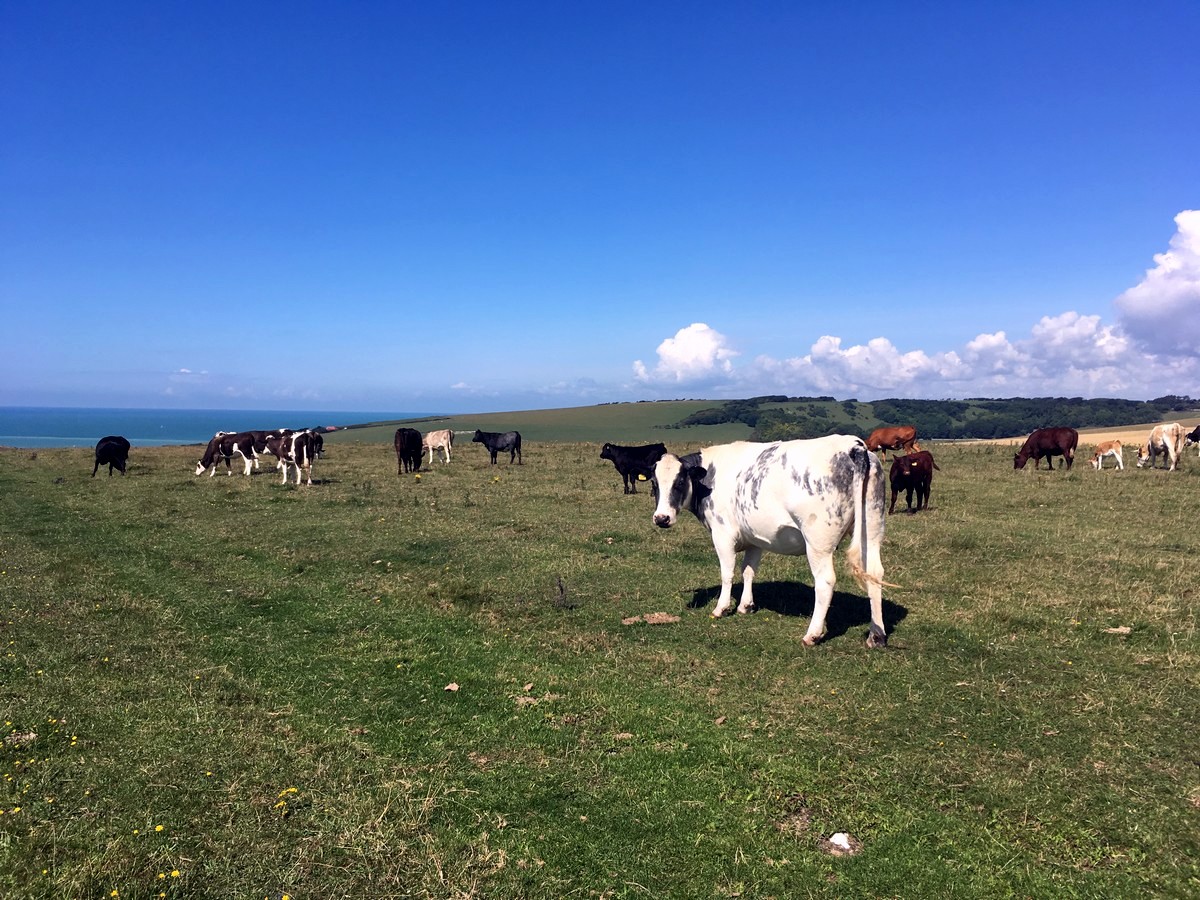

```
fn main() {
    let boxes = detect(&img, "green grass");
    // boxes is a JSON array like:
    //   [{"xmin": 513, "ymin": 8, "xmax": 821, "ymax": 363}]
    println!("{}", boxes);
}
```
[{"xmin": 1, "ymin": 439, "xmax": 1197, "ymax": 898}]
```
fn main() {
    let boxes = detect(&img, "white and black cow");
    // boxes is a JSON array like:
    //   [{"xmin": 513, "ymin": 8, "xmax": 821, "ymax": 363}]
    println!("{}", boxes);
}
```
[
  {"xmin": 651, "ymin": 435, "xmax": 888, "ymax": 648},
  {"xmin": 93, "ymin": 435, "xmax": 131, "ymax": 477},
  {"xmin": 600, "ymin": 442, "xmax": 668, "ymax": 494},
  {"xmin": 473, "ymin": 429, "xmax": 522, "ymax": 464},
  {"xmin": 195, "ymin": 431, "xmax": 260, "ymax": 477}
]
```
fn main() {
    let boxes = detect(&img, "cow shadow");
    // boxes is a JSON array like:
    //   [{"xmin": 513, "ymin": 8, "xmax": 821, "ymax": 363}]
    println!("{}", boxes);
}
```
[{"xmin": 687, "ymin": 580, "xmax": 908, "ymax": 643}]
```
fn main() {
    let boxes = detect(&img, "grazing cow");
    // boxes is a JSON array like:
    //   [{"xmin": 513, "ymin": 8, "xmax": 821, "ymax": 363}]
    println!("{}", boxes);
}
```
[
  {"xmin": 1013, "ymin": 427, "xmax": 1078, "ymax": 471},
  {"xmin": 267, "ymin": 431, "xmax": 318, "ymax": 484},
  {"xmin": 599, "ymin": 442, "xmax": 668, "ymax": 494},
  {"xmin": 473, "ymin": 429, "xmax": 522, "ymax": 465},
  {"xmin": 865, "ymin": 425, "xmax": 919, "ymax": 457},
  {"xmin": 1186, "ymin": 425, "xmax": 1200, "ymax": 457},
  {"xmin": 422, "ymin": 429, "xmax": 454, "ymax": 465},
  {"xmin": 93, "ymin": 435, "xmax": 131, "ymax": 477},
  {"xmin": 651, "ymin": 435, "xmax": 888, "ymax": 648},
  {"xmin": 1089, "ymin": 440, "xmax": 1124, "ymax": 470},
  {"xmin": 1136, "ymin": 422, "xmax": 1186, "ymax": 471},
  {"xmin": 394, "ymin": 427, "xmax": 423, "ymax": 474},
  {"xmin": 888, "ymin": 450, "xmax": 939, "ymax": 514},
  {"xmin": 195, "ymin": 431, "xmax": 260, "ymax": 477}
]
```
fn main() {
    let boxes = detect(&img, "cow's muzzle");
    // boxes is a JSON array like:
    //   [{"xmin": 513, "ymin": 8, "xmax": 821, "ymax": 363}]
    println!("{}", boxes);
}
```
[{"xmin": 653, "ymin": 514, "xmax": 674, "ymax": 529}]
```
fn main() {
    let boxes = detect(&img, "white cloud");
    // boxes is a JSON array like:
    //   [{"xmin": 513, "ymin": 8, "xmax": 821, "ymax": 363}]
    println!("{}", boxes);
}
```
[
  {"xmin": 633, "ymin": 323, "xmax": 738, "ymax": 385},
  {"xmin": 1114, "ymin": 209, "xmax": 1200, "ymax": 355}
]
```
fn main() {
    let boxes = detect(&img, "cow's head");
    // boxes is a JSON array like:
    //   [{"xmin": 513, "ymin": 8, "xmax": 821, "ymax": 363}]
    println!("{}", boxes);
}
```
[
  {"xmin": 651, "ymin": 453, "xmax": 709, "ymax": 528},
  {"xmin": 599, "ymin": 443, "xmax": 615, "ymax": 461},
  {"xmin": 1013, "ymin": 452, "xmax": 1027, "ymax": 470},
  {"xmin": 1135, "ymin": 444, "xmax": 1152, "ymax": 467}
]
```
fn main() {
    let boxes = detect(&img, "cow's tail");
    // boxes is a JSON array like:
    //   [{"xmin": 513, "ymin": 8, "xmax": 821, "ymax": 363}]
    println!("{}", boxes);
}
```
[{"xmin": 848, "ymin": 443, "xmax": 900, "ymax": 590}]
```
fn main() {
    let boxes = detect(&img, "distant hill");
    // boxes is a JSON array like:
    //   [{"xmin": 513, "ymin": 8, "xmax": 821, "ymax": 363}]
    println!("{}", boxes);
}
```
[{"xmin": 324, "ymin": 395, "xmax": 1199, "ymax": 445}]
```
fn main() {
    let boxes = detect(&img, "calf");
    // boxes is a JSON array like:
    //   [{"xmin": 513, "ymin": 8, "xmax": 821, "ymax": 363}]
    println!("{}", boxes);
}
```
[
  {"xmin": 93, "ymin": 435, "xmax": 131, "ymax": 477},
  {"xmin": 473, "ymin": 429, "xmax": 522, "ymax": 464},
  {"xmin": 651, "ymin": 435, "xmax": 888, "ymax": 648},
  {"xmin": 422, "ymin": 429, "xmax": 454, "ymax": 465},
  {"xmin": 599, "ymin": 442, "xmax": 668, "ymax": 494},
  {"xmin": 1089, "ymin": 440, "xmax": 1123, "ymax": 470},
  {"xmin": 394, "ymin": 427, "xmax": 423, "ymax": 474},
  {"xmin": 888, "ymin": 450, "xmax": 939, "ymax": 514},
  {"xmin": 1137, "ymin": 423, "xmax": 1186, "ymax": 471},
  {"xmin": 195, "ymin": 431, "xmax": 259, "ymax": 477}
]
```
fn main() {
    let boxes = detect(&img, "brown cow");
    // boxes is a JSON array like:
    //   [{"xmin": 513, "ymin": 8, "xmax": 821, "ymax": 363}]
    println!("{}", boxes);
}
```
[
  {"xmin": 1014, "ymin": 427, "xmax": 1078, "ymax": 470},
  {"xmin": 866, "ymin": 425, "xmax": 919, "ymax": 457},
  {"xmin": 889, "ymin": 450, "xmax": 939, "ymax": 514}
]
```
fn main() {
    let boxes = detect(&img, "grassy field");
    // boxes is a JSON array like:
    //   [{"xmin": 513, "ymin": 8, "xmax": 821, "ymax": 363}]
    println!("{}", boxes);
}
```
[{"xmin": 1, "ymin": 436, "xmax": 1197, "ymax": 899}]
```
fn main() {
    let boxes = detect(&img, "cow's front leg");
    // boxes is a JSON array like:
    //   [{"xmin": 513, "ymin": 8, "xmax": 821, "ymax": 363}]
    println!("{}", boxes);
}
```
[
  {"xmin": 710, "ymin": 541, "xmax": 739, "ymax": 617},
  {"xmin": 802, "ymin": 548, "xmax": 837, "ymax": 646},
  {"xmin": 737, "ymin": 547, "xmax": 762, "ymax": 614}
]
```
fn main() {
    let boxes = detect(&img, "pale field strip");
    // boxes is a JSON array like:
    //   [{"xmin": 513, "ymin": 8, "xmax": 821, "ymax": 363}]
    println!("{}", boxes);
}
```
[{"xmin": 962, "ymin": 417, "xmax": 1200, "ymax": 448}]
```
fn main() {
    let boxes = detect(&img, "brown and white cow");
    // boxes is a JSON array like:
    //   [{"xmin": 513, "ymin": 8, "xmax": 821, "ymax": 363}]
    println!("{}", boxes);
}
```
[
  {"xmin": 422, "ymin": 429, "xmax": 454, "ymax": 465},
  {"xmin": 865, "ymin": 425, "xmax": 919, "ymax": 458},
  {"xmin": 266, "ymin": 431, "xmax": 319, "ymax": 485},
  {"xmin": 1089, "ymin": 440, "xmax": 1123, "ymax": 470},
  {"xmin": 195, "ymin": 432, "xmax": 259, "ymax": 476},
  {"xmin": 1136, "ymin": 423, "xmax": 1186, "ymax": 471},
  {"xmin": 651, "ymin": 435, "xmax": 888, "ymax": 648}
]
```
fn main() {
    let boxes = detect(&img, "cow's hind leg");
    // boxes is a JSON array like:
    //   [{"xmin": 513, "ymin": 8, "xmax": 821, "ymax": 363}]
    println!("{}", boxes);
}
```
[{"xmin": 737, "ymin": 547, "xmax": 762, "ymax": 614}]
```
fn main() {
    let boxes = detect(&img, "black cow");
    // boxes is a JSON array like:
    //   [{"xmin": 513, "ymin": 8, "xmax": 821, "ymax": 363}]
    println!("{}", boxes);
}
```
[
  {"xmin": 888, "ymin": 450, "xmax": 940, "ymax": 514},
  {"xmin": 394, "ymin": 427, "xmax": 423, "ymax": 474},
  {"xmin": 472, "ymin": 429, "xmax": 522, "ymax": 464},
  {"xmin": 93, "ymin": 435, "xmax": 130, "ymax": 477},
  {"xmin": 599, "ymin": 442, "xmax": 667, "ymax": 494},
  {"xmin": 1014, "ymin": 427, "xmax": 1079, "ymax": 470}
]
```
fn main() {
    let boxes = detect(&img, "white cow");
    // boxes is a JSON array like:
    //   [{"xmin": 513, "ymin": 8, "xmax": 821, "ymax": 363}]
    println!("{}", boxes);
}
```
[
  {"xmin": 422, "ymin": 429, "xmax": 454, "ymax": 465},
  {"xmin": 651, "ymin": 435, "xmax": 888, "ymax": 648},
  {"xmin": 1136, "ymin": 423, "xmax": 1186, "ymax": 471},
  {"xmin": 1089, "ymin": 440, "xmax": 1123, "ymax": 470}
]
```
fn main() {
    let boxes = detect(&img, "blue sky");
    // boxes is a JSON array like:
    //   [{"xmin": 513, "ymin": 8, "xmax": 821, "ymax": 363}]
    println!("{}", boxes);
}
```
[{"xmin": 3, "ymin": 2, "xmax": 1199, "ymax": 413}]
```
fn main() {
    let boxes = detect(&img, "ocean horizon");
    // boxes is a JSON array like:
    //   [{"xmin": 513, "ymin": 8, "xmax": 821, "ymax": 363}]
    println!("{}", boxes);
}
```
[{"xmin": 0, "ymin": 406, "xmax": 433, "ymax": 449}]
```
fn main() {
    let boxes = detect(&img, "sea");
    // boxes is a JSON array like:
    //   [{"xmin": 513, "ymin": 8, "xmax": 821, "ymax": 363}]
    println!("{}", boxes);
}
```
[{"xmin": 0, "ymin": 407, "xmax": 429, "ymax": 449}]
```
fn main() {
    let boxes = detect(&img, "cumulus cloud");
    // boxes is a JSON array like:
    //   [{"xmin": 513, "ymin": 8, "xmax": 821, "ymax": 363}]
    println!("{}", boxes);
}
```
[
  {"xmin": 1114, "ymin": 209, "xmax": 1200, "ymax": 355},
  {"xmin": 633, "ymin": 323, "xmax": 738, "ymax": 385}
]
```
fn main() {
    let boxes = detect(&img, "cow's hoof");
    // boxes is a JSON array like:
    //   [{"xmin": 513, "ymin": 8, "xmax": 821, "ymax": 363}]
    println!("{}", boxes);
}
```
[
  {"xmin": 736, "ymin": 604, "xmax": 755, "ymax": 615},
  {"xmin": 802, "ymin": 634, "xmax": 821, "ymax": 647},
  {"xmin": 866, "ymin": 626, "xmax": 888, "ymax": 649},
  {"xmin": 711, "ymin": 608, "xmax": 732, "ymax": 619}
]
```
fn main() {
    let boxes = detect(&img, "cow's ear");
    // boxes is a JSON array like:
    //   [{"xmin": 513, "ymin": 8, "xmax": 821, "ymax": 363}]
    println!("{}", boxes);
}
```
[{"xmin": 688, "ymin": 465, "xmax": 708, "ymax": 485}]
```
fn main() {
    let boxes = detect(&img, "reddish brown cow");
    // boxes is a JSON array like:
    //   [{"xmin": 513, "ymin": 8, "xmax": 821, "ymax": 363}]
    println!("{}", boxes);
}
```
[
  {"xmin": 866, "ymin": 425, "xmax": 919, "ymax": 457},
  {"xmin": 888, "ymin": 450, "xmax": 939, "ymax": 514},
  {"xmin": 1014, "ymin": 427, "xmax": 1078, "ymax": 470}
]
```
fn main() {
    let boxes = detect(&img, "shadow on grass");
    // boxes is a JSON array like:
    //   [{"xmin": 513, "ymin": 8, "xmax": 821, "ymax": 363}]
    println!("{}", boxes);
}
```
[{"xmin": 688, "ymin": 580, "xmax": 909, "ymax": 643}]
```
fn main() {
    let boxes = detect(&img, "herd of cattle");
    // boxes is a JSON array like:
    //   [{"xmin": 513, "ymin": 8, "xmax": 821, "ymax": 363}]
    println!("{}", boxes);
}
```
[{"xmin": 88, "ymin": 419, "xmax": 1198, "ymax": 649}]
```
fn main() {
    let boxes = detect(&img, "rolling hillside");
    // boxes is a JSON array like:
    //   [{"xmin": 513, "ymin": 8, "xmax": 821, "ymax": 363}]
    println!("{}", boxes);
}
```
[{"xmin": 323, "ymin": 398, "xmax": 1200, "ymax": 447}]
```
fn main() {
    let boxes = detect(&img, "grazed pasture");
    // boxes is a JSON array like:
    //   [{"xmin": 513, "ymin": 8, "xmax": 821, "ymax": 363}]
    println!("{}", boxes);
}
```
[{"xmin": 0, "ymin": 438, "xmax": 1196, "ymax": 898}]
